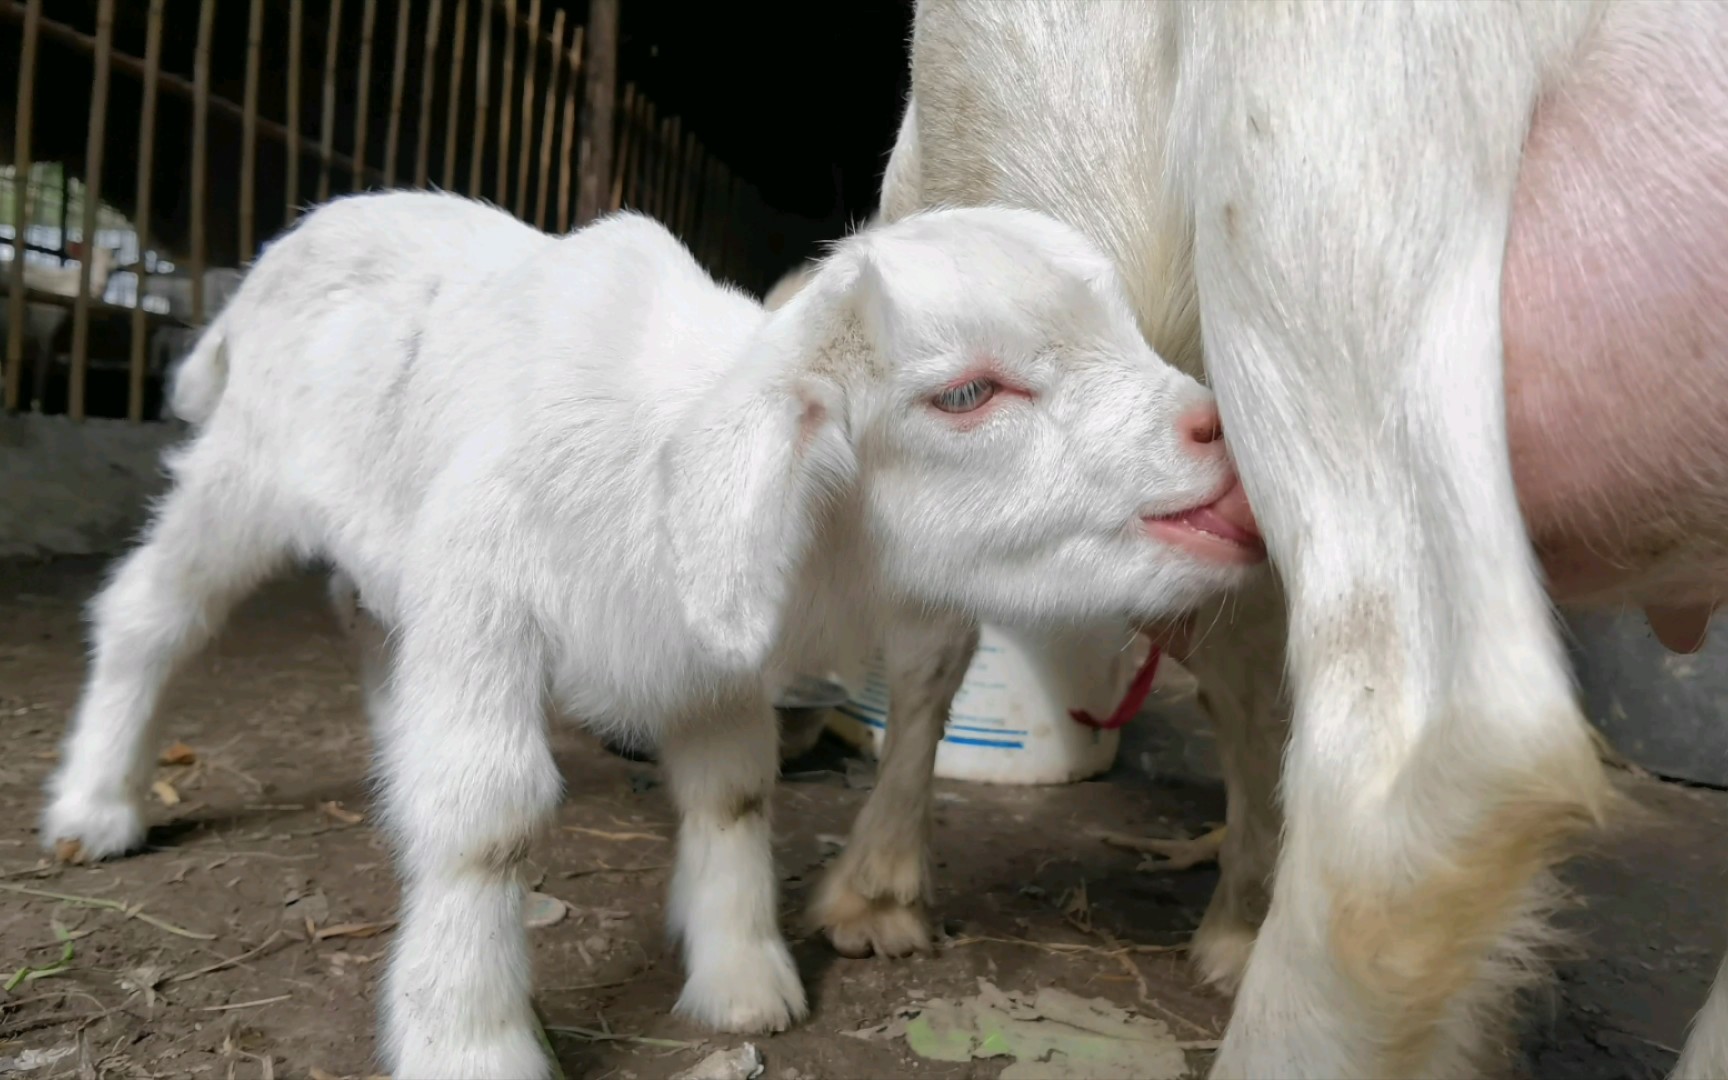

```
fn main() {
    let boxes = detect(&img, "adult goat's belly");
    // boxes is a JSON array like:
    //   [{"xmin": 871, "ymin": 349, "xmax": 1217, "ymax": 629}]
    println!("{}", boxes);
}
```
[{"xmin": 1503, "ymin": 0, "xmax": 1728, "ymax": 631}]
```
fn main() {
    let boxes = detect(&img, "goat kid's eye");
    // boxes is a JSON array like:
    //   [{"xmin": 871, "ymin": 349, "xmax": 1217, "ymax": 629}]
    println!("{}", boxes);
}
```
[{"xmin": 931, "ymin": 377, "xmax": 998, "ymax": 414}]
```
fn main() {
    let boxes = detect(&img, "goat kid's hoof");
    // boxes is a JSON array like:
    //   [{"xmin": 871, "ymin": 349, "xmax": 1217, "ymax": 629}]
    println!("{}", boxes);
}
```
[
  {"xmin": 811, "ymin": 881, "xmax": 932, "ymax": 959},
  {"xmin": 1190, "ymin": 910, "xmax": 1256, "ymax": 995},
  {"xmin": 674, "ymin": 941, "xmax": 808, "ymax": 1034},
  {"xmin": 41, "ymin": 792, "xmax": 148, "ymax": 863},
  {"xmin": 391, "ymin": 1039, "xmax": 552, "ymax": 1080}
]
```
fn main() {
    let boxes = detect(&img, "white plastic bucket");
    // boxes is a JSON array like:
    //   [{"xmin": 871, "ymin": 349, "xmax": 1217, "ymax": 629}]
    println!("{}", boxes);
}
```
[{"xmin": 827, "ymin": 621, "xmax": 1155, "ymax": 785}]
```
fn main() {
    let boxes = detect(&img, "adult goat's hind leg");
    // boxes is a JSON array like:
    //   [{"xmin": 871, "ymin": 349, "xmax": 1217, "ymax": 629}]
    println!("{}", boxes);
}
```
[
  {"xmin": 1179, "ymin": 7, "xmax": 1608, "ymax": 1077},
  {"xmin": 811, "ymin": 612, "xmax": 978, "ymax": 958},
  {"xmin": 43, "ymin": 445, "xmax": 288, "ymax": 862}
]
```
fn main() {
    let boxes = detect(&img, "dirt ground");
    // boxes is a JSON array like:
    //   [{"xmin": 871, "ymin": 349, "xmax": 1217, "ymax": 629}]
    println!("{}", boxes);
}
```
[{"xmin": 1, "ymin": 557, "xmax": 1722, "ymax": 1079}]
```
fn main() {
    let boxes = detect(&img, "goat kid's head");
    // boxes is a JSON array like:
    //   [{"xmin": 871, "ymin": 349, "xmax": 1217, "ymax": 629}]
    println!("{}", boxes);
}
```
[{"xmin": 662, "ymin": 207, "xmax": 1263, "ymax": 670}]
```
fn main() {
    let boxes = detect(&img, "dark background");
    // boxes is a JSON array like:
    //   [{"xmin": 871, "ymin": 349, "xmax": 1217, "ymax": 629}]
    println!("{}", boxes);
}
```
[{"xmin": 619, "ymin": 0, "xmax": 913, "ymax": 260}]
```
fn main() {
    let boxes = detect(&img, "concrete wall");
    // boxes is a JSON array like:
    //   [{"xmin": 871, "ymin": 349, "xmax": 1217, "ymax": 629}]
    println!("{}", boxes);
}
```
[{"xmin": 0, "ymin": 413, "xmax": 185, "ymax": 558}]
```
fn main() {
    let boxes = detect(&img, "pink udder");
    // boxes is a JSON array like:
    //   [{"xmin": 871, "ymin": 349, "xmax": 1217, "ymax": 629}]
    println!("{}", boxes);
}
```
[{"xmin": 1501, "ymin": 1, "xmax": 1728, "ymax": 615}]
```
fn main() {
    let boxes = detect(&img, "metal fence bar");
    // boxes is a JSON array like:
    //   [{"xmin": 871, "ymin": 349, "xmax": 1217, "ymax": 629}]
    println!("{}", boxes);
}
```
[
  {"xmin": 513, "ymin": 0, "xmax": 540, "ymax": 218},
  {"xmin": 286, "ymin": 0, "xmax": 303, "ymax": 217},
  {"xmin": 352, "ymin": 0, "xmax": 379, "ymax": 191},
  {"xmin": 68, "ymin": 0, "xmax": 115, "ymax": 421},
  {"xmin": 317, "ymin": 0, "xmax": 345, "ymax": 200},
  {"xmin": 415, "ymin": 0, "xmax": 444, "ymax": 189},
  {"xmin": 469, "ymin": 0, "xmax": 491, "ymax": 195},
  {"xmin": 533, "ymin": 8, "xmax": 564, "ymax": 229},
  {"xmin": 575, "ymin": 0, "xmax": 615, "ymax": 223},
  {"xmin": 3, "ymin": 0, "xmax": 41, "ymax": 412},
  {"xmin": 239, "ymin": 0, "xmax": 264, "ymax": 259},
  {"xmin": 442, "ymin": 0, "xmax": 468, "ymax": 190},
  {"xmin": 608, "ymin": 83, "xmax": 636, "ymax": 212},
  {"xmin": 128, "ymin": 0, "xmax": 165, "ymax": 422},
  {"xmin": 190, "ymin": 0, "xmax": 214, "ymax": 325},
  {"xmin": 384, "ymin": 0, "xmax": 412, "ymax": 187},
  {"xmin": 554, "ymin": 24, "xmax": 582, "ymax": 232},
  {"xmin": 495, "ymin": 0, "xmax": 516, "ymax": 201}
]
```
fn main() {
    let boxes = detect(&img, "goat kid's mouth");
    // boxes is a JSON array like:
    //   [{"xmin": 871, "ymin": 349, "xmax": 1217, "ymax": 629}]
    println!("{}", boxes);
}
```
[{"xmin": 1140, "ymin": 479, "xmax": 1265, "ymax": 566}]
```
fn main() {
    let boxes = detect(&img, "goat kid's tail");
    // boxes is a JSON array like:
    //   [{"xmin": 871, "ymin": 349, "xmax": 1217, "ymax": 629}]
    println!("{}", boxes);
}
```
[{"xmin": 168, "ymin": 319, "xmax": 229, "ymax": 424}]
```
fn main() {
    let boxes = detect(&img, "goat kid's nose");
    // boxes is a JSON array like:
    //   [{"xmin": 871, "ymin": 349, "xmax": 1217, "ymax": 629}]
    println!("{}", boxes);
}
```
[{"xmin": 1178, "ymin": 402, "xmax": 1224, "ymax": 455}]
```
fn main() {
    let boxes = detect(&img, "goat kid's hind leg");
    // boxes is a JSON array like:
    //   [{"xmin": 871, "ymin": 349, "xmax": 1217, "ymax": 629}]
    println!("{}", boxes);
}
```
[
  {"xmin": 44, "ymin": 449, "xmax": 287, "ymax": 863},
  {"xmin": 663, "ymin": 690, "xmax": 807, "ymax": 1033},
  {"xmin": 811, "ymin": 613, "xmax": 978, "ymax": 959},
  {"xmin": 327, "ymin": 571, "xmax": 393, "ymax": 724},
  {"xmin": 380, "ymin": 599, "xmax": 561, "ymax": 1080},
  {"xmin": 1175, "ymin": 579, "xmax": 1290, "ymax": 994},
  {"xmin": 1180, "ymin": 8, "xmax": 1608, "ymax": 1077}
]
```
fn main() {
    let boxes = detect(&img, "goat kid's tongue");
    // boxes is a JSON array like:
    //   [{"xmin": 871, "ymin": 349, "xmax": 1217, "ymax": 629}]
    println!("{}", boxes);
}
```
[{"xmin": 1193, "ymin": 480, "xmax": 1259, "ymax": 545}]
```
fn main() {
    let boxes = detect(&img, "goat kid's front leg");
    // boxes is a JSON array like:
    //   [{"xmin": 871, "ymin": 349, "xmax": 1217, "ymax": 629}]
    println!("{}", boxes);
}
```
[
  {"xmin": 1170, "ymin": 578, "xmax": 1290, "ymax": 994},
  {"xmin": 662, "ymin": 690, "xmax": 807, "ymax": 1033},
  {"xmin": 1179, "ymin": 8, "xmax": 1607, "ymax": 1077},
  {"xmin": 811, "ymin": 612, "xmax": 978, "ymax": 958},
  {"xmin": 380, "ymin": 603, "xmax": 561, "ymax": 1080}
]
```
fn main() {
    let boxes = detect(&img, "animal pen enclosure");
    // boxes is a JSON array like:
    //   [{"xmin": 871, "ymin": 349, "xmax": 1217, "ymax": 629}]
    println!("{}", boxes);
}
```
[{"xmin": 1, "ymin": 0, "xmax": 775, "ymax": 424}]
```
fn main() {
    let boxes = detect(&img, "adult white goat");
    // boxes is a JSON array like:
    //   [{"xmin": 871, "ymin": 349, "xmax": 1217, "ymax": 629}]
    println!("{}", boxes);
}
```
[
  {"xmin": 40, "ymin": 190, "xmax": 1264, "ymax": 1078},
  {"xmin": 821, "ymin": 2, "xmax": 1728, "ymax": 1077}
]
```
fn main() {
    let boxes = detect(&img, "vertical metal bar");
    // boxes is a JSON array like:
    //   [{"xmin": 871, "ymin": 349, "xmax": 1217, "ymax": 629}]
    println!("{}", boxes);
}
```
[
  {"xmin": 352, "ymin": 0, "xmax": 379, "ymax": 189},
  {"xmin": 513, "ymin": 0, "xmax": 540, "ymax": 218},
  {"xmin": 468, "ymin": 0, "xmax": 491, "ymax": 195},
  {"xmin": 69, "ymin": 0, "xmax": 116, "ymax": 421},
  {"xmin": 4, "ymin": 0, "xmax": 42, "ymax": 412},
  {"xmin": 629, "ymin": 94, "xmax": 651, "ymax": 211},
  {"xmin": 383, "ymin": 0, "xmax": 412, "ymax": 187},
  {"xmin": 128, "ymin": 0, "xmax": 165, "ymax": 422},
  {"xmin": 414, "ymin": 0, "xmax": 444, "ymax": 189},
  {"xmin": 607, "ymin": 83, "xmax": 635, "ymax": 212},
  {"xmin": 533, "ymin": 10, "xmax": 564, "ymax": 229},
  {"xmin": 239, "ymin": 0, "xmax": 264, "ymax": 259},
  {"xmin": 494, "ymin": 0, "xmax": 515, "ymax": 201},
  {"xmin": 575, "ymin": 0, "xmax": 616, "ymax": 223},
  {"xmin": 637, "ymin": 100, "xmax": 656, "ymax": 216},
  {"xmin": 317, "ymin": 0, "xmax": 346, "ymax": 201},
  {"xmin": 676, "ymin": 132, "xmax": 698, "ymax": 241},
  {"xmin": 286, "ymin": 0, "xmax": 303, "ymax": 217},
  {"xmin": 442, "ymin": 0, "xmax": 467, "ymax": 190},
  {"xmin": 694, "ymin": 155, "xmax": 714, "ymax": 265},
  {"xmin": 655, "ymin": 115, "xmax": 677, "ymax": 223},
  {"xmin": 554, "ymin": 24, "xmax": 582, "ymax": 232},
  {"xmin": 191, "ymin": 0, "xmax": 215, "ymax": 324}
]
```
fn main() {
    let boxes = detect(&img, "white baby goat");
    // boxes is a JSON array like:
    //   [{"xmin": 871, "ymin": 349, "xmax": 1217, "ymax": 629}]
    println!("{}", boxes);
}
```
[{"xmin": 41, "ymin": 190, "xmax": 1263, "ymax": 1079}]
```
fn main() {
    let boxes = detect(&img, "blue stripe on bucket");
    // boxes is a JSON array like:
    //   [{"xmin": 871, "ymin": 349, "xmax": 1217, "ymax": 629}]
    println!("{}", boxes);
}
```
[
  {"xmin": 948, "ymin": 723, "xmax": 1028, "ymax": 736},
  {"xmin": 839, "ymin": 701, "xmax": 1028, "ymax": 736},
  {"xmin": 835, "ymin": 706, "xmax": 1024, "ymax": 749},
  {"xmin": 941, "ymin": 734, "xmax": 1025, "ymax": 749}
]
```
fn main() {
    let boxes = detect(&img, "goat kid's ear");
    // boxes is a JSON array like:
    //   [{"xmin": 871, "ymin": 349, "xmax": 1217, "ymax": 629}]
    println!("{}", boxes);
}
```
[
  {"xmin": 659, "ymin": 367, "xmax": 853, "ymax": 673},
  {"xmin": 847, "ymin": 251, "xmax": 923, "ymax": 363}
]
